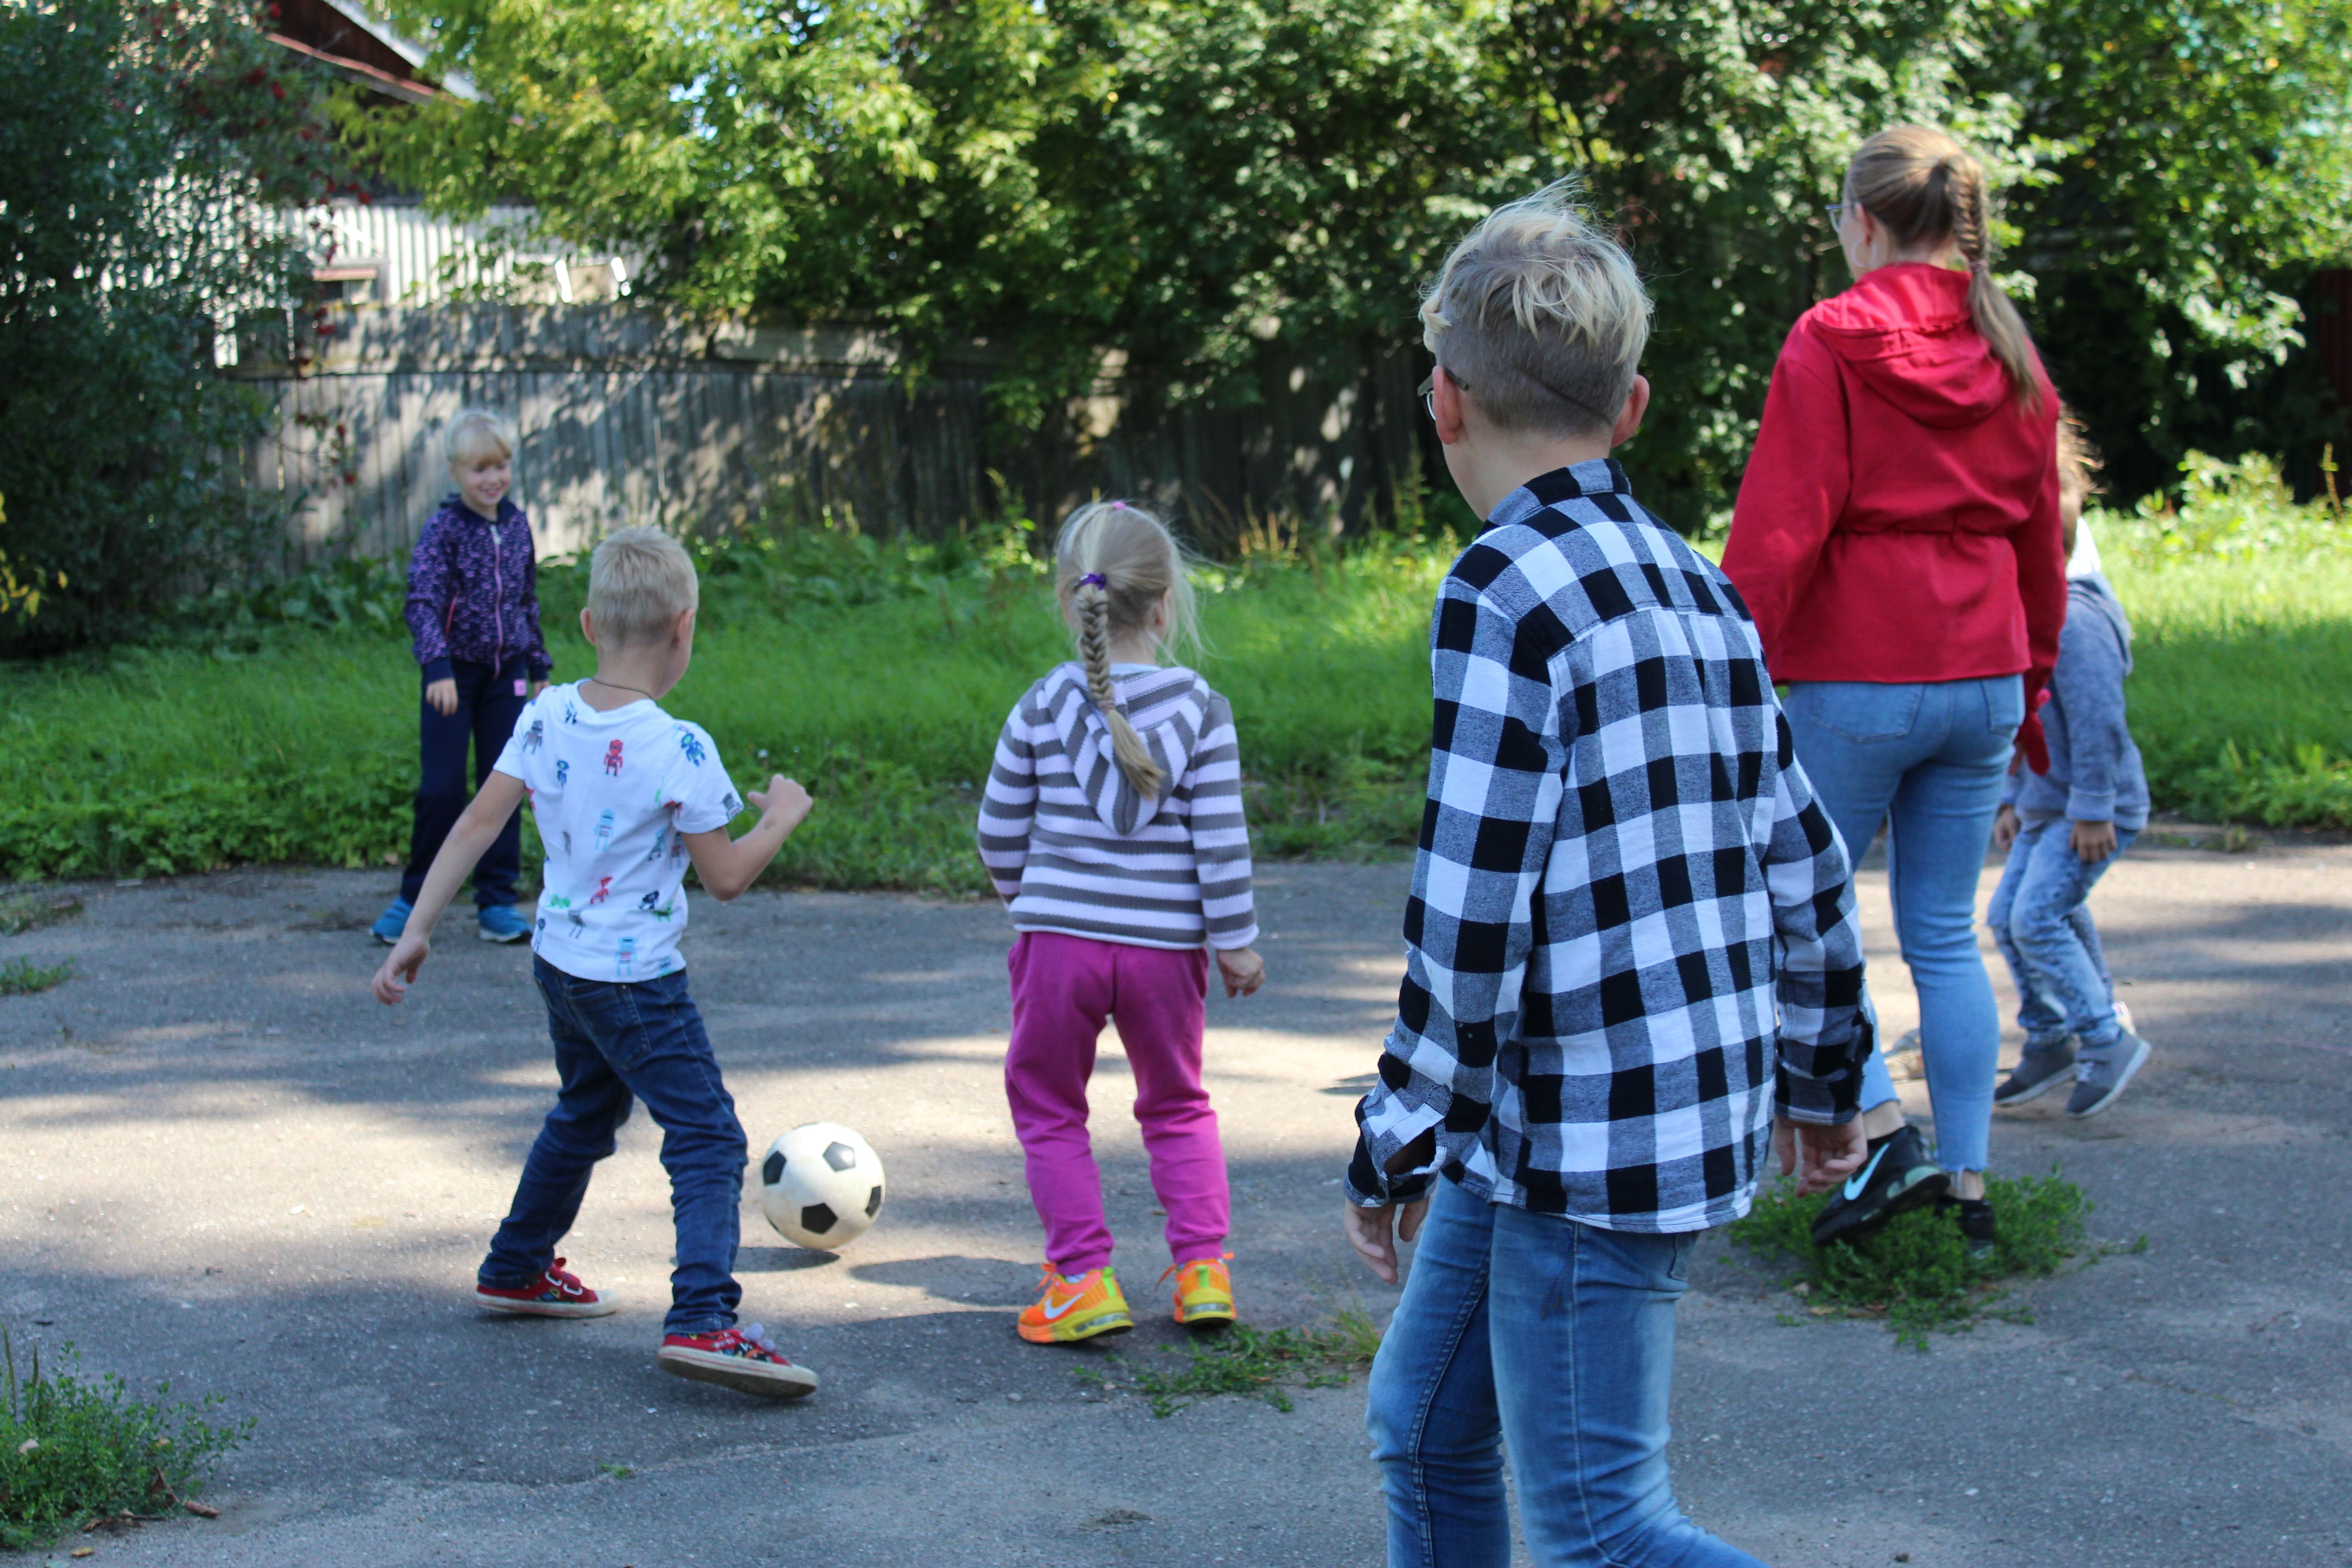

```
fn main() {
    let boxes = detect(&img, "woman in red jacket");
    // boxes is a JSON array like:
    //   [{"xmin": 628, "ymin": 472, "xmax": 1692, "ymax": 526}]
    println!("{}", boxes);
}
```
[{"xmin": 1722, "ymin": 126, "xmax": 2066, "ymax": 1258}]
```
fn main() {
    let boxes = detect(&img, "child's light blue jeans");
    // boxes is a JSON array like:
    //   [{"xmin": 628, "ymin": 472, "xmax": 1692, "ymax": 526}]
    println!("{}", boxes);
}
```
[
  {"xmin": 1365, "ymin": 1178, "xmax": 1764, "ymax": 1568},
  {"xmin": 1780, "ymin": 676, "xmax": 2024, "ymax": 1173},
  {"xmin": 1988, "ymin": 815, "xmax": 2137, "ymax": 1050}
]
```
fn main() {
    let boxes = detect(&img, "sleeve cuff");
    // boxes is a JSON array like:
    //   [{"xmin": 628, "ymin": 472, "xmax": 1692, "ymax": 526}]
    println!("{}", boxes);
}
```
[
  {"xmin": 420, "ymin": 657, "xmax": 453, "ymax": 682},
  {"xmin": 1343, "ymin": 1131, "xmax": 1436, "ymax": 1208},
  {"xmin": 2066, "ymin": 788, "xmax": 2116, "ymax": 822}
]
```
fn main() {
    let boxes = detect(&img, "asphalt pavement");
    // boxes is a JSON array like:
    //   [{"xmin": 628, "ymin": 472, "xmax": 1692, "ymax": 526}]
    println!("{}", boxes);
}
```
[{"xmin": 2, "ymin": 837, "xmax": 2349, "ymax": 1567}]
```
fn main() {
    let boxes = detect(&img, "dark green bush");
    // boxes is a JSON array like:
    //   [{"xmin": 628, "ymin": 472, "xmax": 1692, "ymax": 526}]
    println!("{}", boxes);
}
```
[{"xmin": 0, "ymin": 0, "xmax": 350, "ymax": 652}]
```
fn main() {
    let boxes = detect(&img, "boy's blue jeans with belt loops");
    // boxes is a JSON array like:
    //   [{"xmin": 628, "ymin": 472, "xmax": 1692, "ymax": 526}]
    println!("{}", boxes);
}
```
[
  {"xmin": 480, "ymin": 959, "xmax": 747, "ymax": 1334},
  {"xmin": 1366, "ymin": 1178, "xmax": 1764, "ymax": 1568},
  {"xmin": 1781, "ymin": 676, "xmax": 2025, "ymax": 1174}
]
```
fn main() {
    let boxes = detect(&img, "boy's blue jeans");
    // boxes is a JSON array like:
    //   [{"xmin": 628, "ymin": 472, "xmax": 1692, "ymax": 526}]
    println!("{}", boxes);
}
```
[
  {"xmin": 402, "ymin": 656, "xmax": 528, "ymax": 908},
  {"xmin": 480, "ymin": 959, "xmax": 747, "ymax": 1335},
  {"xmin": 1782, "ymin": 676, "xmax": 2024, "ymax": 1173},
  {"xmin": 1366, "ymin": 1178, "xmax": 1764, "ymax": 1568},
  {"xmin": 1989, "ymin": 815, "xmax": 2137, "ymax": 1050}
]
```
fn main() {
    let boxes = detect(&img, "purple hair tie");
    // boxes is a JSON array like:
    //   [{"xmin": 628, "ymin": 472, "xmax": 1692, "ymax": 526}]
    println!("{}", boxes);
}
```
[
  {"xmin": 1078, "ymin": 572, "xmax": 1107, "ymax": 588},
  {"xmin": 1111, "ymin": 501, "xmax": 1127, "ymax": 510}
]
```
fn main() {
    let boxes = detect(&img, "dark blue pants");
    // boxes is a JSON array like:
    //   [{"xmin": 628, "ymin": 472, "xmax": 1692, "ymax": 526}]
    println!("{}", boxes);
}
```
[
  {"xmin": 480, "ymin": 959, "xmax": 748, "ymax": 1335},
  {"xmin": 401, "ymin": 657, "xmax": 528, "ymax": 907}
]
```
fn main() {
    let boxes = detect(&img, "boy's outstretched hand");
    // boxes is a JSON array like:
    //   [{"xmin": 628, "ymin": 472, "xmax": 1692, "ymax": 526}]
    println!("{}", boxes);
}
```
[
  {"xmin": 1215, "ymin": 945, "xmax": 1265, "ymax": 997},
  {"xmin": 746, "ymin": 775, "xmax": 813, "ymax": 835},
  {"xmin": 372, "ymin": 932, "xmax": 431, "ymax": 1005}
]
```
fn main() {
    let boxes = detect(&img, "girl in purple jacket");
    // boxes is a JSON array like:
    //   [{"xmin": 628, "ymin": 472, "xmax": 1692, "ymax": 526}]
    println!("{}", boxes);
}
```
[{"xmin": 372, "ymin": 410, "xmax": 554, "ymax": 945}]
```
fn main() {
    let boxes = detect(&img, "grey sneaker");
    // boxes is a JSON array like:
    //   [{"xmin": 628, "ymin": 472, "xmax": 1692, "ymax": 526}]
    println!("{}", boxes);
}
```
[
  {"xmin": 1995, "ymin": 1040, "xmax": 2077, "ymax": 1108},
  {"xmin": 2066, "ymin": 1030, "xmax": 2153, "ymax": 1119}
]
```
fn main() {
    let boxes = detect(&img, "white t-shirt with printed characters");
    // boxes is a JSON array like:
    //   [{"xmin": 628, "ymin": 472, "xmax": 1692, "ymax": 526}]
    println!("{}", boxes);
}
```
[{"xmin": 492, "ymin": 683, "xmax": 744, "ymax": 984}]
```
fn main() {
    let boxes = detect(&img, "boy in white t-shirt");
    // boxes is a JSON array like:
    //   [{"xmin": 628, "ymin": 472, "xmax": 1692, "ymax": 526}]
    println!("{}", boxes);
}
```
[{"xmin": 372, "ymin": 526, "xmax": 819, "ymax": 1400}]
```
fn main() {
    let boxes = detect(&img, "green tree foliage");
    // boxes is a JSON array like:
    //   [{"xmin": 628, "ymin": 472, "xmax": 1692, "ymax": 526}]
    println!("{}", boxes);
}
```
[
  {"xmin": 0, "ymin": 0, "xmax": 348, "ymax": 650},
  {"xmin": 359, "ymin": 0, "xmax": 2352, "ymax": 512}
]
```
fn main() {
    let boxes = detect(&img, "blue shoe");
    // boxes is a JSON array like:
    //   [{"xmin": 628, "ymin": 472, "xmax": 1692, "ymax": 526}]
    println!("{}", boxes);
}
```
[
  {"xmin": 477, "ymin": 903, "xmax": 531, "ymax": 944},
  {"xmin": 371, "ymin": 898, "xmax": 413, "ymax": 946}
]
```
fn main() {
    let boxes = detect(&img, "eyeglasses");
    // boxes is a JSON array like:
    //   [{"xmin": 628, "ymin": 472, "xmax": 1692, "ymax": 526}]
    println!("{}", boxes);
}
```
[
  {"xmin": 1823, "ymin": 201, "xmax": 1850, "ymax": 226},
  {"xmin": 1421, "ymin": 364, "xmax": 1615, "ymax": 431},
  {"xmin": 1418, "ymin": 368, "xmax": 1465, "ymax": 422}
]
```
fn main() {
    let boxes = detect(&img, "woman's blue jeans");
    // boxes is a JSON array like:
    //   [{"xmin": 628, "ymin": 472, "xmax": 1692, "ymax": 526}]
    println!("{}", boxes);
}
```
[
  {"xmin": 480, "ymin": 959, "xmax": 747, "ymax": 1334},
  {"xmin": 1988, "ymin": 816, "xmax": 2137, "ymax": 1049},
  {"xmin": 1365, "ymin": 1179, "xmax": 1764, "ymax": 1568},
  {"xmin": 1781, "ymin": 676, "xmax": 2024, "ymax": 1173}
]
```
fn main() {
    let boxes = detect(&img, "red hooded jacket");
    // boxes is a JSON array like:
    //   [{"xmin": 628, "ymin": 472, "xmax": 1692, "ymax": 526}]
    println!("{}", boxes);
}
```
[{"xmin": 1722, "ymin": 264, "xmax": 2066, "ymax": 710}]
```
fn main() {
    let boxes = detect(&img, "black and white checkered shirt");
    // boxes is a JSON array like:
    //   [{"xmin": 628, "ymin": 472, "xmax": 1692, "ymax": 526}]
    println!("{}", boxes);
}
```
[{"xmin": 1346, "ymin": 460, "xmax": 1875, "ymax": 1233}]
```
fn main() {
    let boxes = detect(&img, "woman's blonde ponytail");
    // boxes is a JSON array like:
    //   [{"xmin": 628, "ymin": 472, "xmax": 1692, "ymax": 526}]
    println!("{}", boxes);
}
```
[
  {"xmin": 1846, "ymin": 127, "xmax": 2044, "ymax": 414},
  {"xmin": 1056, "ymin": 500, "xmax": 1199, "ymax": 802}
]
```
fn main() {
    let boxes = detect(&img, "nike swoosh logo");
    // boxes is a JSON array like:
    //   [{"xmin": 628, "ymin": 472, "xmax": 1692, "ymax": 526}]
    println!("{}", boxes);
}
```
[
  {"xmin": 1843, "ymin": 1146, "xmax": 1888, "ymax": 1203},
  {"xmin": 1039, "ymin": 1293, "xmax": 1092, "ymax": 1321}
]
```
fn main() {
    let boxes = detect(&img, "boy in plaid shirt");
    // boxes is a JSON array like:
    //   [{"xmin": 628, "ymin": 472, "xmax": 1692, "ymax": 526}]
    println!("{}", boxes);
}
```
[{"xmin": 1340, "ymin": 184, "xmax": 1877, "ymax": 1568}]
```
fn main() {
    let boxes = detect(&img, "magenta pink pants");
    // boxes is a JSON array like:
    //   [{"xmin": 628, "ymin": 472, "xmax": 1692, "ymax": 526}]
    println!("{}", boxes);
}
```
[{"xmin": 1005, "ymin": 931, "xmax": 1230, "ymax": 1275}]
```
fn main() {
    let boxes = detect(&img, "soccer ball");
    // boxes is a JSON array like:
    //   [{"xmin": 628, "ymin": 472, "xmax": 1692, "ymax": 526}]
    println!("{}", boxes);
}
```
[{"xmin": 758, "ymin": 1123, "xmax": 885, "ymax": 1251}]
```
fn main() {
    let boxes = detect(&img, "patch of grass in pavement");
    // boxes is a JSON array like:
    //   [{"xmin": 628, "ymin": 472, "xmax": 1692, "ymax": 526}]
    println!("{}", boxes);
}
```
[
  {"xmin": 1727, "ymin": 1171, "xmax": 2092, "ymax": 1350},
  {"xmin": 0, "ymin": 957, "xmax": 74, "ymax": 995},
  {"xmin": 1085, "ymin": 1309, "xmax": 1384, "ymax": 1417},
  {"xmin": 0, "ymin": 1331, "xmax": 250, "ymax": 1550},
  {"xmin": 0, "ymin": 889, "xmax": 80, "ymax": 936}
]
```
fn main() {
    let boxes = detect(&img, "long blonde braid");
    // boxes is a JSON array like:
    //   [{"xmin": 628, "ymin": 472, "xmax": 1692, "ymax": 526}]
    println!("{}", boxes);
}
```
[{"xmin": 1054, "ymin": 500, "xmax": 1200, "ymax": 800}]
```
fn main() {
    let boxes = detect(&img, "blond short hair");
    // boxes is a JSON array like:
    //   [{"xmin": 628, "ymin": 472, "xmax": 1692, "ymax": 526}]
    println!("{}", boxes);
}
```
[
  {"xmin": 446, "ymin": 408, "xmax": 514, "ymax": 470},
  {"xmin": 1419, "ymin": 181, "xmax": 1651, "ymax": 438},
  {"xmin": 588, "ymin": 526, "xmax": 698, "ymax": 646}
]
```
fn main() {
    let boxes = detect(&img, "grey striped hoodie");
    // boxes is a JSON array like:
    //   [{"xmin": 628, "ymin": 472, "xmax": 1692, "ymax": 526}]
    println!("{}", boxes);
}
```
[{"xmin": 977, "ymin": 662, "xmax": 1259, "ymax": 951}]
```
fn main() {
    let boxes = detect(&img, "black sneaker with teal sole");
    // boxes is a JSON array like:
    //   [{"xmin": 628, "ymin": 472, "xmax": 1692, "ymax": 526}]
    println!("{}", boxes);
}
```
[{"xmin": 1810, "ymin": 1123, "xmax": 1950, "ymax": 1248}]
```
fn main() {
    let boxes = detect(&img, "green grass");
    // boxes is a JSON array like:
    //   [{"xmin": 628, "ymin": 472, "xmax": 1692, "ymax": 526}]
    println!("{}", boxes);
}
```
[
  {"xmin": 0, "ymin": 524, "xmax": 1445, "ymax": 887},
  {"xmin": 2, "ymin": 455, "xmax": 2350, "ymax": 887},
  {"xmin": 0, "ymin": 888, "xmax": 79, "ymax": 936},
  {"xmin": 0, "ymin": 1330, "xmax": 249, "ymax": 1549},
  {"xmin": 1726, "ymin": 1171, "xmax": 2094, "ymax": 1348},
  {"xmin": 0, "ymin": 957, "xmax": 74, "ymax": 995},
  {"xmin": 1081, "ymin": 1309, "xmax": 1384, "ymax": 1416}
]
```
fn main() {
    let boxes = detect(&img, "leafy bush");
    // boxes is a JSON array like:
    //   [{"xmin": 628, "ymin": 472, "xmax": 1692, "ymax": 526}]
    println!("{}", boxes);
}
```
[
  {"xmin": 1727, "ymin": 1171, "xmax": 2090, "ymax": 1349},
  {"xmin": 0, "ymin": 0, "xmax": 351, "ymax": 652},
  {"xmin": 358, "ymin": 0, "xmax": 2352, "ymax": 519},
  {"xmin": 2098, "ymin": 450, "xmax": 2349, "ymax": 566},
  {"xmin": 0, "ymin": 1331, "xmax": 249, "ymax": 1549}
]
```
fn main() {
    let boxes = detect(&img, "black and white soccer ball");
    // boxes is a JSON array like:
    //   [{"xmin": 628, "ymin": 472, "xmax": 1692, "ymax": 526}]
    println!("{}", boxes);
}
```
[{"xmin": 758, "ymin": 1122, "xmax": 885, "ymax": 1251}]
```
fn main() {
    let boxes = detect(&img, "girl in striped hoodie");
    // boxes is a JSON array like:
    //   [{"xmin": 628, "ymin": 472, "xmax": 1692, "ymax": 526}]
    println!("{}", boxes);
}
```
[{"xmin": 977, "ymin": 500, "xmax": 1264, "ymax": 1345}]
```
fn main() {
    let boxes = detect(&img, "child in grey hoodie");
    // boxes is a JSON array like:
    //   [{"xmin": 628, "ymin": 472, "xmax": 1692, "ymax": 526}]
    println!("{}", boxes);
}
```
[{"xmin": 1989, "ymin": 415, "xmax": 2153, "ymax": 1119}]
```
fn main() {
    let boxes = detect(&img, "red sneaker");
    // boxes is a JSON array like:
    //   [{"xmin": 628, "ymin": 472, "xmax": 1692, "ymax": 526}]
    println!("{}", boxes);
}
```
[
  {"xmin": 474, "ymin": 1258, "xmax": 616, "ymax": 1318},
  {"xmin": 657, "ymin": 1323, "xmax": 818, "ymax": 1400}
]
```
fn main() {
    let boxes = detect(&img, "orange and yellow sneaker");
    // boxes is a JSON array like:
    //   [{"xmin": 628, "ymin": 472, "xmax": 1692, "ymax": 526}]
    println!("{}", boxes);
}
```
[
  {"xmin": 1163, "ymin": 1254, "xmax": 1236, "ymax": 1331},
  {"xmin": 1017, "ymin": 1265, "xmax": 1133, "ymax": 1345}
]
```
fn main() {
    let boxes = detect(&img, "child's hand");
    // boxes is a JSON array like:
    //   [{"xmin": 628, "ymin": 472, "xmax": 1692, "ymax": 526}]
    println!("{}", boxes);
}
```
[
  {"xmin": 371, "ymin": 932, "xmax": 431, "ymax": 1004},
  {"xmin": 425, "ymin": 678, "xmax": 459, "ymax": 716},
  {"xmin": 2070, "ymin": 818, "xmax": 2117, "ymax": 863},
  {"xmin": 1774, "ymin": 1115, "xmax": 1867, "ymax": 1196},
  {"xmin": 1215, "ymin": 946, "xmax": 1265, "ymax": 998},
  {"xmin": 747, "ymin": 775, "xmax": 813, "ymax": 836},
  {"xmin": 1992, "ymin": 803, "xmax": 2020, "ymax": 851}
]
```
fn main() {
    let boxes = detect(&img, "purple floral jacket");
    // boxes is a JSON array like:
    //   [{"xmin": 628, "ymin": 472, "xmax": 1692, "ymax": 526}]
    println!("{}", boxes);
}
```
[{"xmin": 403, "ymin": 495, "xmax": 552, "ymax": 682}]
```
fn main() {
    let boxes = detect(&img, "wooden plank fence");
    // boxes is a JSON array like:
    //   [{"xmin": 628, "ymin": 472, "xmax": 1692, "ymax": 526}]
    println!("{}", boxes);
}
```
[{"xmin": 232, "ymin": 304, "xmax": 1426, "ymax": 565}]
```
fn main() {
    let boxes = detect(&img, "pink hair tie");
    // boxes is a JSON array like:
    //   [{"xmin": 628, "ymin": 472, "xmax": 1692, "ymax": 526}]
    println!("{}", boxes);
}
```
[
  {"xmin": 1078, "ymin": 572, "xmax": 1106, "ymax": 588},
  {"xmin": 1110, "ymin": 501, "xmax": 1127, "ymax": 510}
]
